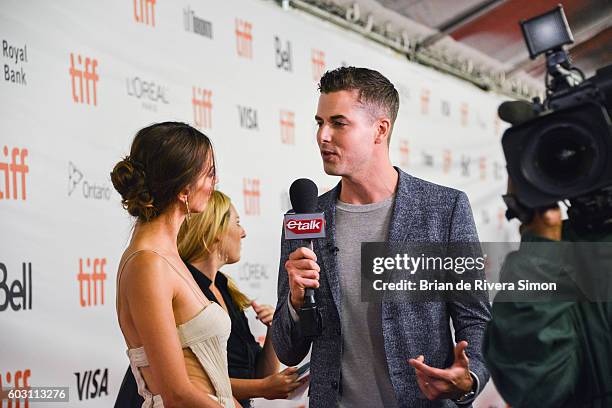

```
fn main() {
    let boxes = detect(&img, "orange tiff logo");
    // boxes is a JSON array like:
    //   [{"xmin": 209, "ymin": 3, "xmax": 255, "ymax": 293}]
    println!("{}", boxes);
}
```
[
  {"xmin": 0, "ymin": 369, "xmax": 31, "ymax": 408},
  {"xmin": 399, "ymin": 139, "xmax": 410, "ymax": 168},
  {"xmin": 77, "ymin": 258, "xmax": 107, "ymax": 307},
  {"xmin": 280, "ymin": 110, "xmax": 295, "ymax": 145},
  {"xmin": 460, "ymin": 102, "xmax": 469, "ymax": 127},
  {"xmin": 69, "ymin": 53, "xmax": 99, "ymax": 106},
  {"xmin": 420, "ymin": 89, "xmax": 430, "ymax": 115},
  {"xmin": 235, "ymin": 19, "xmax": 253, "ymax": 58},
  {"xmin": 192, "ymin": 87, "xmax": 212, "ymax": 129},
  {"xmin": 134, "ymin": 0, "xmax": 156, "ymax": 26},
  {"xmin": 243, "ymin": 178, "xmax": 260, "ymax": 216},
  {"xmin": 311, "ymin": 49, "xmax": 325, "ymax": 81},
  {"xmin": 0, "ymin": 146, "xmax": 28, "ymax": 201}
]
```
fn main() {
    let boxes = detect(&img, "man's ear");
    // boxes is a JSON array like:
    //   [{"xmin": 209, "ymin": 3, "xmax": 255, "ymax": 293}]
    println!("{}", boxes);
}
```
[{"xmin": 374, "ymin": 117, "xmax": 391, "ymax": 145}]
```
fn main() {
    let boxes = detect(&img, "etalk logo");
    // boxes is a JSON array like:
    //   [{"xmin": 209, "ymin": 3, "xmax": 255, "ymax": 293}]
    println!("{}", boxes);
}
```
[{"xmin": 285, "ymin": 218, "xmax": 324, "ymax": 234}]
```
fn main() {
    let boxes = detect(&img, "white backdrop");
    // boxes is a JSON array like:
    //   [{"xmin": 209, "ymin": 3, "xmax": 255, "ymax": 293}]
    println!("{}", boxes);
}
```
[{"xmin": 0, "ymin": 0, "xmax": 516, "ymax": 406}]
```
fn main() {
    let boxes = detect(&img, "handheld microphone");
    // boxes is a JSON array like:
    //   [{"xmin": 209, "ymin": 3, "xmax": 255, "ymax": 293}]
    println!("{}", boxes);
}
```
[
  {"xmin": 284, "ymin": 178, "xmax": 325, "ymax": 338},
  {"xmin": 498, "ymin": 100, "xmax": 538, "ymax": 125}
]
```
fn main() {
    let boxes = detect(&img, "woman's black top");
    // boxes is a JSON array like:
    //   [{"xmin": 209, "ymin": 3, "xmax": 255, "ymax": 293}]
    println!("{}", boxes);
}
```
[{"xmin": 114, "ymin": 263, "xmax": 263, "ymax": 408}]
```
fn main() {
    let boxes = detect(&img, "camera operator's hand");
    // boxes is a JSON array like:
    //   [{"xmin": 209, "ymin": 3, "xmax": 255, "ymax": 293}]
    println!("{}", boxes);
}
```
[
  {"xmin": 519, "ymin": 207, "xmax": 562, "ymax": 241},
  {"xmin": 286, "ymin": 247, "xmax": 320, "ymax": 310},
  {"xmin": 507, "ymin": 177, "xmax": 562, "ymax": 241}
]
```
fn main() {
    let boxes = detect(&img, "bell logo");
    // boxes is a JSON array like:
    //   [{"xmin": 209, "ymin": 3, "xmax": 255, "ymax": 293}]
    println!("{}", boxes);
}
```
[
  {"xmin": 311, "ymin": 49, "xmax": 325, "ymax": 81},
  {"xmin": 134, "ymin": 0, "xmax": 156, "ymax": 26},
  {"xmin": 0, "ymin": 369, "xmax": 31, "ymax": 408},
  {"xmin": 192, "ymin": 87, "xmax": 212, "ymax": 129},
  {"xmin": 280, "ymin": 110, "xmax": 295, "ymax": 145},
  {"xmin": 69, "ymin": 53, "xmax": 99, "ymax": 106},
  {"xmin": 0, "ymin": 262, "xmax": 32, "ymax": 312},
  {"xmin": 243, "ymin": 178, "xmax": 260, "ymax": 216},
  {"xmin": 399, "ymin": 139, "xmax": 409, "ymax": 168},
  {"xmin": 0, "ymin": 146, "xmax": 28, "ymax": 201},
  {"xmin": 286, "ymin": 219, "xmax": 324, "ymax": 234},
  {"xmin": 420, "ymin": 89, "xmax": 430, "ymax": 115},
  {"xmin": 235, "ymin": 19, "xmax": 253, "ymax": 59},
  {"xmin": 77, "ymin": 258, "xmax": 107, "ymax": 307}
]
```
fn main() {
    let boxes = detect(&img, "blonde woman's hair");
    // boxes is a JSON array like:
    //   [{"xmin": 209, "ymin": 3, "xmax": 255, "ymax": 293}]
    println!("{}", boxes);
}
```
[{"xmin": 178, "ymin": 190, "xmax": 251, "ymax": 311}]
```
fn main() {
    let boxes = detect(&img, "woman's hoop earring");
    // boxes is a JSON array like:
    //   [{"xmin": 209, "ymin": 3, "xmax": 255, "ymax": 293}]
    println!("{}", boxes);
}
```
[{"xmin": 185, "ymin": 195, "xmax": 191, "ymax": 221}]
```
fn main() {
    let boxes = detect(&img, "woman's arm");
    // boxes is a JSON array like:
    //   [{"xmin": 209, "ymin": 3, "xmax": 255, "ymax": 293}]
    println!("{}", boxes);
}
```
[
  {"xmin": 230, "ymin": 367, "xmax": 301, "ymax": 400},
  {"xmin": 255, "ymin": 326, "xmax": 280, "ymax": 377},
  {"xmin": 123, "ymin": 253, "xmax": 223, "ymax": 408}
]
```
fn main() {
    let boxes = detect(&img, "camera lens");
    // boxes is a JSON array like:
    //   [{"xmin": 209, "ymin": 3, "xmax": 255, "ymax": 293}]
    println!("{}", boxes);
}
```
[
  {"xmin": 536, "ymin": 125, "xmax": 594, "ymax": 182},
  {"xmin": 521, "ymin": 122, "xmax": 603, "ymax": 195}
]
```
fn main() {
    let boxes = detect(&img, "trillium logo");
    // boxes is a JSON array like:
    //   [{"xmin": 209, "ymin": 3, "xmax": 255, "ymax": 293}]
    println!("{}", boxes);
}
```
[{"xmin": 68, "ymin": 161, "xmax": 83, "ymax": 196}]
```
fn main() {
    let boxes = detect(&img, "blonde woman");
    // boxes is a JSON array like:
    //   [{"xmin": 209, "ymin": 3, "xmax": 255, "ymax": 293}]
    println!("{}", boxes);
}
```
[{"xmin": 115, "ymin": 190, "xmax": 302, "ymax": 408}]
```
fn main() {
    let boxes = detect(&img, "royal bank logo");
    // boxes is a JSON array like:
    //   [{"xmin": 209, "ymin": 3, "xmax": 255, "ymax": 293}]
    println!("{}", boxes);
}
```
[
  {"xmin": 184, "ymin": 6, "xmax": 213, "ymax": 38},
  {"xmin": 68, "ymin": 162, "xmax": 111, "ymax": 201},
  {"xmin": 2, "ymin": 39, "xmax": 28, "ymax": 86},
  {"xmin": 126, "ymin": 75, "xmax": 169, "ymax": 112}
]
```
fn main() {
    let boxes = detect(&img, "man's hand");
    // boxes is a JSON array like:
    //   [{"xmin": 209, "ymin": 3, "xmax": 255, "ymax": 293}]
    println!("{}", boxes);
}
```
[
  {"xmin": 408, "ymin": 341, "xmax": 474, "ymax": 401},
  {"xmin": 507, "ymin": 177, "xmax": 562, "ymax": 241},
  {"xmin": 285, "ymin": 247, "xmax": 320, "ymax": 310}
]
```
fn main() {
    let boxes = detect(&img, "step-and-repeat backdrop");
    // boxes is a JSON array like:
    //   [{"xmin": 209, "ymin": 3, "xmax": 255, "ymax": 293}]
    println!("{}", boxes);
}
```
[{"xmin": 1, "ymin": 0, "xmax": 516, "ymax": 406}]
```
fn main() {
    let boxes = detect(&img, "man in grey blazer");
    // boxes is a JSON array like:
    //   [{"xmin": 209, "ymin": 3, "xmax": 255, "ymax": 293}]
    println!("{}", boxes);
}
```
[{"xmin": 272, "ymin": 67, "xmax": 491, "ymax": 407}]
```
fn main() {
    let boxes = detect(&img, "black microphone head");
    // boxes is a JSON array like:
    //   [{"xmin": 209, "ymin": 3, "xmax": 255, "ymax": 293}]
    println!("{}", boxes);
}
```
[
  {"xmin": 289, "ymin": 178, "xmax": 318, "ymax": 213},
  {"xmin": 498, "ymin": 100, "xmax": 537, "ymax": 125}
]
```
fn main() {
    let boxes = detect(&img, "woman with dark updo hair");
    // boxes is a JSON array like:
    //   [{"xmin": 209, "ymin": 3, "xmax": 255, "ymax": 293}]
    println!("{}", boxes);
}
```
[{"xmin": 111, "ymin": 122, "xmax": 238, "ymax": 408}]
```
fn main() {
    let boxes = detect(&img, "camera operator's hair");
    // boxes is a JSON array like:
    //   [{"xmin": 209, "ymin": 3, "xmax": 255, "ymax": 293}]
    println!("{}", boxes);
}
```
[{"xmin": 318, "ymin": 66, "xmax": 399, "ymax": 143}]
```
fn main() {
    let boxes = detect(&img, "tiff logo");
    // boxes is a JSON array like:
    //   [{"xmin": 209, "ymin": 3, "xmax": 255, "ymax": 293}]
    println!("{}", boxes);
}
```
[
  {"xmin": 183, "ymin": 7, "xmax": 213, "ymax": 38},
  {"xmin": 274, "ymin": 36, "xmax": 292, "ymax": 72},
  {"xmin": 311, "ymin": 49, "xmax": 325, "ymax": 81},
  {"xmin": 0, "ymin": 369, "xmax": 31, "ymax": 408},
  {"xmin": 479, "ymin": 156, "xmax": 487, "ymax": 180},
  {"xmin": 399, "ymin": 139, "xmax": 409, "ymax": 167},
  {"xmin": 280, "ymin": 110, "xmax": 295, "ymax": 145},
  {"xmin": 77, "ymin": 258, "xmax": 107, "ymax": 307},
  {"xmin": 460, "ymin": 102, "xmax": 469, "ymax": 126},
  {"xmin": 243, "ymin": 178, "xmax": 260, "ymax": 216},
  {"xmin": 238, "ymin": 105, "xmax": 259, "ymax": 130},
  {"xmin": 134, "ymin": 0, "xmax": 156, "ymax": 26},
  {"xmin": 235, "ymin": 19, "xmax": 253, "ymax": 59},
  {"xmin": 74, "ymin": 368, "xmax": 108, "ymax": 400},
  {"xmin": 69, "ymin": 53, "xmax": 99, "ymax": 106},
  {"xmin": 420, "ymin": 89, "xmax": 430, "ymax": 115},
  {"xmin": 0, "ymin": 146, "xmax": 28, "ymax": 201},
  {"xmin": 443, "ymin": 149, "xmax": 452, "ymax": 174},
  {"xmin": 192, "ymin": 87, "xmax": 212, "ymax": 129}
]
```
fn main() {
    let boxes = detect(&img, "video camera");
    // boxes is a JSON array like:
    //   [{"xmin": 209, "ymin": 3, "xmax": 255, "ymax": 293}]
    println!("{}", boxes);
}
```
[{"xmin": 501, "ymin": 5, "xmax": 612, "ymax": 232}]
